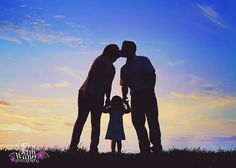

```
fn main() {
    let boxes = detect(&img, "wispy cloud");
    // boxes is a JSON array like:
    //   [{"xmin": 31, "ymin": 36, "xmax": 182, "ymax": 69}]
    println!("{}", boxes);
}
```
[
  {"xmin": 54, "ymin": 80, "xmax": 70, "ymax": 88},
  {"xmin": 168, "ymin": 60, "xmax": 186, "ymax": 67},
  {"xmin": 212, "ymin": 136, "xmax": 236, "ymax": 143},
  {"xmin": 170, "ymin": 92, "xmax": 198, "ymax": 100},
  {"xmin": 0, "ymin": 34, "xmax": 22, "ymax": 44},
  {"xmin": 168, "ymin": 134, "xmax": 236, "ymax": 149},
  {"xmin": 2, "ymin": 88, "xmax": 14, "ymax": 97},
  {"xmin": 189, "ymin": 75, "xmax": 202, "ymax": 85},
  {"xmin": 64, "ymin": 122, "xmax": 73, "ymax": 127},
  {"xmin": 197, "ymin": 4, "xmax": 233, "ymax": 30},
  {"xmin": 55, "ymin": 66, "xmax": 84, "ymax": 80},
  {"xmin": 40, "ymin": 80, "xmax": 70, "ymax": 89},
  {"xmin": 0, "ymin": 123, "xmax": 36, "ymax": 133},
  {"xmin": 19, "ymin": 4, "xmax": 28, "ymax": 8},
  {"xmin": 189, "ymin": 75, "xmax": 220, "ymax": 94},
  {"xmin": 0, "ymin": 20, "xmax": 83, "ymax": 46},
  {"xmin": 53, "ymin": 15, "xmax": 66, "ymax": 19},
  {"xmin": 201, "ymin": 135, "xmax": 236, "ymax": 147},
  {"xmin": 170, "ymin": 92, "xmax": 236, "ymax": 108},
  {"xmin": 160, "ymin": 91, "xmax": 236, "ymax": 141},
  {"xmin": 0, "ymin": 3, "xmax": 92, "ymax": 47},
  {"xmin": 15, "ymin": 97, "xmax": 65, "ymax": 107}
]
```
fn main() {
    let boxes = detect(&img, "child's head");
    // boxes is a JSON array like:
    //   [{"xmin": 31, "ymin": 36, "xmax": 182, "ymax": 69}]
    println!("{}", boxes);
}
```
[{"xmin": 111, "ymin": 95, "xmax": 123, "ymax": 108}]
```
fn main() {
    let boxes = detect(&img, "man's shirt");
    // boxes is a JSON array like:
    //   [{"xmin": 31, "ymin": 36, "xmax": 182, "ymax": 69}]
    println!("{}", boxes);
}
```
[{"xmin": 120, "ymin": 56, "xmax": 155, "ymax": 92}]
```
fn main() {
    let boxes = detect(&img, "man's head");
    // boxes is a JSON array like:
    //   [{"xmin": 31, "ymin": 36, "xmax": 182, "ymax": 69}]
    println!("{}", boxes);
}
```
[
  {"xmin": 120, "ymin": 40, "xmax": 137, "ymax": 58},
  {"xmin": 102, "ymin": 44, "xmax": 120, "ymax": 63}
]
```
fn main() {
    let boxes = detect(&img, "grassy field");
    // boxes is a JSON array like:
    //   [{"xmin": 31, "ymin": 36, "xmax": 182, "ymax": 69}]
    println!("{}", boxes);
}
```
[{"xmin": 1, "ymin": 147, "xmax": 236, "ymax": 168}]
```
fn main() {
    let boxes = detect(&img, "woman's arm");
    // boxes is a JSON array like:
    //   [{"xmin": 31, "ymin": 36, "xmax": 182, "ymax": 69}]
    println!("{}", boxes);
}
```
[{"xmin": 103, "ymin": 105, "xmax": 111, "ymax": 113}]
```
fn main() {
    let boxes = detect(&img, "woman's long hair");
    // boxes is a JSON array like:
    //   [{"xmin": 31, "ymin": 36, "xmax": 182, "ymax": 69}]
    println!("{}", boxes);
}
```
[{"xmin": 102, "ymin": 44, "xmax": 119, "ymax": 57}]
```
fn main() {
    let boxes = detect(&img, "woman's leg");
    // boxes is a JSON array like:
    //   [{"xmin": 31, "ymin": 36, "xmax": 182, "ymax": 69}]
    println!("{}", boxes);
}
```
[
  {"xmin": 111, "ymin": 140, "xmax": 116, "ymax": 153},
  {"xmin": 89, "ymin": 96, "xmax": 103, "ymax": 153},
  {"xmin": 117, "ymin": 141, "xmax": 122, "ymax": 153},
  {"xmin": 90, "ymin": 111, "xmax": 102, "ymax": 152},
  {"xmin": 70, "ymin": 91, "xmax": 89, "ymax": 150}
]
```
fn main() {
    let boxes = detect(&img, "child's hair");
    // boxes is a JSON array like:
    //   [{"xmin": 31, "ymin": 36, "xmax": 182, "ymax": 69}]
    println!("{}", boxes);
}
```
[{"xmin": 111, "ymin": 95, "xmax": 123, "ymax": 108}]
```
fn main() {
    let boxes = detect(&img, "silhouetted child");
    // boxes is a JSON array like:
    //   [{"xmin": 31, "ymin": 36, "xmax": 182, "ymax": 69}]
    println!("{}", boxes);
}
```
[{"xmin": 103, "ymin": 95, "xmax": 131, "ymax": 153}]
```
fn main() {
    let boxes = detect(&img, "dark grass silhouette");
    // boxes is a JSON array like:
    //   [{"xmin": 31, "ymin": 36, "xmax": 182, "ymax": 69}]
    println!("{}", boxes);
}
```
[{"xmin": 1, "ymin": 147, "xmax": 236, "ymax": 168}]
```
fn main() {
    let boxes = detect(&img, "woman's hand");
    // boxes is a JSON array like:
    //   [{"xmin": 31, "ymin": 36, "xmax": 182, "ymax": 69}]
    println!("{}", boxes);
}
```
[{"xmin": 105, "ymin": 99, "xmax": 111, "ymax": 107}]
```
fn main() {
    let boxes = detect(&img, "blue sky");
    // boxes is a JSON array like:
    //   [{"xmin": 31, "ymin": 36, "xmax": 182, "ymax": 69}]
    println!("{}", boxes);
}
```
[{"xmin": 0, "ymin": 0, "xmax": 236, "ymax": 152}]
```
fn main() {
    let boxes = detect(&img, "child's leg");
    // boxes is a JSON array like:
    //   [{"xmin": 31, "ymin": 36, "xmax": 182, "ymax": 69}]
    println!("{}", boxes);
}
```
[
  {"xmin": 117, "ymin": 140, "xmax": 122, "ymax": 153},
  {"xmin": 111, "ymin": 140, "xmax": 116, "ymax": 153}
]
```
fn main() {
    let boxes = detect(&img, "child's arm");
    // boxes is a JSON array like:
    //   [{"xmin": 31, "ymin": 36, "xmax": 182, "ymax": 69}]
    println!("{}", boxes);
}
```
[{"xmin": 123, "ymin": 101, "xmax": 131, "ymax": 114}]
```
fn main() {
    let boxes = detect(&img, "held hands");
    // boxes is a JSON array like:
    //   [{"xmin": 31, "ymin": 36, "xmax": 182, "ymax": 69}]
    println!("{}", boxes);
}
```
[
  {"xmin": 103, "ymin": 99, "xmax": 111, "ymax": 113},
  {"xmin": 105, "ymin": 99, "xmax": 111, "ymax": 107},
  {"xmin": 123, "ymin": 97, "xmax": 131, "ymax": 113},
  {"xmin": 123, "ymin": 97, "xmax": 130, "ymax": 107},
  {"xmin": 123, "ymin": 96, "xmax": 129, "ymax": 104}
]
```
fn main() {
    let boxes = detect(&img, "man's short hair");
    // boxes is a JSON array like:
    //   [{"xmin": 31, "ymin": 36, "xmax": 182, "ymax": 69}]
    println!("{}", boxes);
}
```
[{"xmin": 123, "ymin": 40, "xmax": 137, "ymax": 53}]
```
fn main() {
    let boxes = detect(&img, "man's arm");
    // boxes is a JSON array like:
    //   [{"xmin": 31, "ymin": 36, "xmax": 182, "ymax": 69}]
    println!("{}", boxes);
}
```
[
  {"xmin": 122, "ymin": 85, "xmax": 129, "ymax": 102},
  {"xmin": 147, "ymin": 71, "xmax": 156, "ymax": 89},
  {"xmin": 120, "ymin": 67, "xmax": 129, "ymax": 101},
  {"xmin": 143, "ymin": 57, "xmax": 156, "ymax": 89},
  {"xmin": 105, "ymin": 83, "xmax": 112, "ymax": 106}
]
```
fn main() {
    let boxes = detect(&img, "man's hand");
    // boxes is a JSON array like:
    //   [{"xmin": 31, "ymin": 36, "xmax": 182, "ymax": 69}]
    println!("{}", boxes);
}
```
[
  {"xmin": 123, "ymin": 98, "xmax": 131, "ymax": 113},
  {"xmin": 122, "ymin": 96, "xmax": 128, "ymax": 105}
]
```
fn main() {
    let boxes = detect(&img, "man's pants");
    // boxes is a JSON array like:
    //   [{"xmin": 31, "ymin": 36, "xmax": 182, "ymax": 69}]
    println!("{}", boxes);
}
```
[
  {"xmin": 131, "ymin": 92, "xmax": 162, "ymax": 153},
  {"xmin": 70, "ymin": 90, "xmax": 103, "ymax": 151}
]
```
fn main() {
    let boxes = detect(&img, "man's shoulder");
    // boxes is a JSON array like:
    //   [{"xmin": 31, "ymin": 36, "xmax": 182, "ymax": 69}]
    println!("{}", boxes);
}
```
[{"xmin": 136, "ymin": 55, "xmax": 149, "ymax": 61}]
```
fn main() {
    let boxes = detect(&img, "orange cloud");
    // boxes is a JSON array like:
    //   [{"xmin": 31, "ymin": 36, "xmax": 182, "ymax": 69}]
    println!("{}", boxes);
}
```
[
  {"xmin": 0, "ymin": 123, "xmax": 36, "ymax": 133},
  {"xmin": 0, "ymin": 101, "xmax": 11, "ymax": 106},
  {"xmin": 158, "ymin": 91, "xmax": 236, "ymax": 138},
  {"xmin": 64, "ymin": 122, "xmax": 73, "ymax": 127},
  {"xmin": 169, "ymin": 92, "xmax": 236, "ymax": 110}
]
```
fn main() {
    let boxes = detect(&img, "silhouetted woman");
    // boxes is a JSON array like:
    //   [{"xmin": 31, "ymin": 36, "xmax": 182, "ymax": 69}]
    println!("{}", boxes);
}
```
[{"xmin": 70, "ymin": 44, "xmax": 119, "ymax": 153}]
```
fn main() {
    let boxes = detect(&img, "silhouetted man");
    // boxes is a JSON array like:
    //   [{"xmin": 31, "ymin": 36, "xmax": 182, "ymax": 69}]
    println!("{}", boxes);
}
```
[
  {"xmin": 120, "ymin": 41, "xmax": 162, "ymax": 153},
  {"xmin": 70, "ymin": 44, "xmax": 119, "ymax": 153}
]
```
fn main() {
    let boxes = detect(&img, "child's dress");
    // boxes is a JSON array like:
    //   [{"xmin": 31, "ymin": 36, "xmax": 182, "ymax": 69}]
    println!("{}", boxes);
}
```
[{"xmin": 105, "ymin": 107, "xmax": 127, "ymax": 140}]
